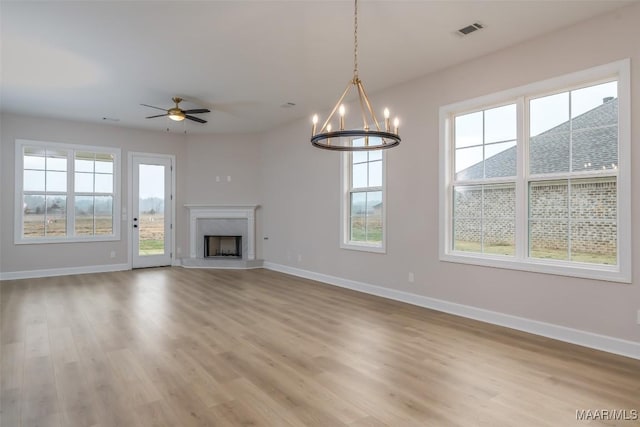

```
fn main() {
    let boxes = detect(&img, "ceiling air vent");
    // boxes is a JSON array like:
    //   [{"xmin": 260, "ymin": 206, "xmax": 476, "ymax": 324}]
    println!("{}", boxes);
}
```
[{"xmin": 457, "ymin": 23, "xmax": 484, "ymax": 36}]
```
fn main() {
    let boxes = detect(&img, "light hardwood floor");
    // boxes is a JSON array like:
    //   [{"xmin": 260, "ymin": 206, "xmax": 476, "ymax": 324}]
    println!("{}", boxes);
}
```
[{"xmin": 1, "ymin": 267, "xmax": 639, "ymax": 427}]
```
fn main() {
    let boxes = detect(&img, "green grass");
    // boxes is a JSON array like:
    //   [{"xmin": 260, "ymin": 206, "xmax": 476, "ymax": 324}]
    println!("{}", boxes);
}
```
[
  {"xmin": 454, "ymin": 240, "xmax": 616, "ymax": 265},
  {"xmin": 139, "ymin": 239, "xmax": 165, "ymax": 255}
]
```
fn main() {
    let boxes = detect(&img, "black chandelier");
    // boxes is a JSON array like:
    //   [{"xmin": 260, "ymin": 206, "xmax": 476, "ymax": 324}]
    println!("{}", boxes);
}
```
[{"xmin": 310, "ymin": 0, "xmax": 401, "ymax": 151}]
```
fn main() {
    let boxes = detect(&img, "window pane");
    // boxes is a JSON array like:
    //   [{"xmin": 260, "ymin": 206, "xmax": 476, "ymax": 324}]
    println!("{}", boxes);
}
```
[
  {"xmin": 46, "ymin": 171, "xmax": 67, "ymax": 192},
  {"xmin": 453, "ymin": 186, "xmax": 482, "ymax": 253},
  {"xmin": 366, "ymin": 191, "xmax": 382, "ymax": 243},
  {"xmin": 571, "ymin": 125, "xmax": 617, "ymax": 173},
  {"xmin": 75, "ymin": 172, "xmax": 94, "ymax": 192},
  {"xmin": 351, "ymin": 192, "xmax": 366, "ymax": 215},
  {"xmin": 95, "ymin": 159, "xmax": 113, "ymax": 174},
  {"xmin": 484, "ymin": 220, "xmax": 515, "ymax": 255},
  {"xmin": 94, "ymin": 174, "xmax": 113, "ymax": 193},
  {"xmin": 529, "ymin": 132, "xmax": 570, "ymax": 175},
  {"xmin": 529, "ymin": 181, "xmax": 569, "ymax": 220},
  {"xmin": 484, "ymin": 185, "xmax": 516, "ymax": 256},
  {"xmin": 455, "ymin": 146, "xmax": 483, "ymax": 180},
  {"xmin": 529, "ymin": 181, "xmax": 569, "ymax": 260},
  {"xmin": 570, "ymin": 221, "xmax": 616, "ymax": 265},
  {"xmin": 352, "ymin": 151, "xmax": 367, "ymax": 164},
  {"xmin": 23, "ymin": 195, "xmax": 45, "ymax": 238},
  {"xmin": 46, "ymin": 156, "xmax": 67, "ymax": 172},
  {"xmin": 46, "ymin": 196, "xmax": 66, "ymax": 236},
  {"xmin": 484, "ymin": 185, "xmax": 516, "ymax": 220},
  {"xmin": 570, "ymin": 178, "xmax": 617, "ymax": 265},
  {"xmin": 366, "ymin": 191, "xmax": 382, "ymax": 212},
  {"xmin": 368, "ymin": 160, "xmax": 382, "ymax": 187},
  {"xmin": 455, "ymin": 111, "xmax": 482, "ymax": 148},
  {"xmin": 75, "ymin": 159, "xmax": 94, "ymax": 173},
  {"xmin": 529, "ymin": 220, "xmax": 569, "ymax": 260},
  {"xmin": 350, "ymin": 192, "xmax": 366, "ymax": 241},
  {"xmin": 530, "ymin": 92, "xmax": 569, "ymax": 137},
  {"xmin": 570, "ymin": 178, "xmax": 617, "ymax": 221},
  {"xmin": 485, "ymin": 104, "xmax": 516, "ymax": 143},
  {"xmin": 94, "ymin": 196, "xmax": 113, "ymax": 235},
  {"xmin": 75, "ymin": 196, "xmax": 94, "ymax": 235},
  {"xmin": 24, "ymin": 154, "xmax": 45, "ymax": 170},
  {"xmin": 24, "ymin": 170, "xmax": 45, "ymax": 191},
  {"xmin": 352, "ymin": 163, "xmax": 368, "ymax": 188},
  {"xmin": 571, "ymin": 81, "xmax": 617, "ymax": 120},
  {"xmin": 484, "ymin": 140, "xmax": 517, "ymax": 178},
  {"xmin": 454, "ymin": 184, "xmax": 516, "ymax": 256},
  {"xmin": 139, "ymin": 164, "xmax": 165, "ymax": 255},
  {"xmin": 368, "ymin": 150, "xmax": 382, "ymax": 162}
]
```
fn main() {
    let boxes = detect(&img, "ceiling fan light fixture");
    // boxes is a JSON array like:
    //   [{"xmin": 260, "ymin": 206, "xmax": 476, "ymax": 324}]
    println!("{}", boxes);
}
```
[
  {"xmin": 310, "ymin": 0, "xmax": 401, "ymax": 151},
  {"xmin": 168, "ymin": 109, "xmax": 185, "ymax": 121}
]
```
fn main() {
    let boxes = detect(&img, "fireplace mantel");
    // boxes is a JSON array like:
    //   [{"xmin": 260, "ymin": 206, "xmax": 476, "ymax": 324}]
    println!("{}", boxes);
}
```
[{"xmin": 185, "ymin": 204, "xmax": 258, "ymax": 260}]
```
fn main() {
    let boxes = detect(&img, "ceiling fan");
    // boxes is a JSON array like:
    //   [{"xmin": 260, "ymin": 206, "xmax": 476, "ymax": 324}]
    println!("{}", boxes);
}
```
[{"xmin": 141, "ymin": 97, "xmax": 210, "ymax": 123}]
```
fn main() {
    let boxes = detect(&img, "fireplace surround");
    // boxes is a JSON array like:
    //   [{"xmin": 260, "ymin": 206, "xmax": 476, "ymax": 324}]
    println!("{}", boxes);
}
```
[{"xmin": 185, "ymin": 205, "xmax": 258, "ymax": 264}]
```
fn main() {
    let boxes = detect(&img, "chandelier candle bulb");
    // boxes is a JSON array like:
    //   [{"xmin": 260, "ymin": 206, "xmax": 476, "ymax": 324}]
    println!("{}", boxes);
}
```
[
  {"xmin": 394, "ymin": 117, "xmax": 400, "ymax": 134},
  {"xmin": 327, "ymin": 124, "xmax": 332, "ymax": 145},
  {"xmin": 339, "ymin": 105, "xmax": 346, "ymax": 130},
  {"xmin": 312, "ymin": 114, "xmax": 318, "ymax": 136},
  {"xmin": 384, "ymin": 108, "xmax": 390, "ymax": 132}
]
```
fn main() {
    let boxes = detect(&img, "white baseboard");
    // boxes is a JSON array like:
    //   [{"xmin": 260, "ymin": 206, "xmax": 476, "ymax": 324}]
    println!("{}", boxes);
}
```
[
  {"xmin": 263, "ymin": 262, "xmax": 640, "ymax": 360},
  {"xmin": 0, "ymin": 263, "xmax": 130, "ymax": 281}
]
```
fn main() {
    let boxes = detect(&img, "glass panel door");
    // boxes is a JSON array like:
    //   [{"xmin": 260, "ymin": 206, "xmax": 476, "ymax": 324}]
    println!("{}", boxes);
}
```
[{"xmin": 131, "ymin": 155, "xmax": 172, "ymax": 268}]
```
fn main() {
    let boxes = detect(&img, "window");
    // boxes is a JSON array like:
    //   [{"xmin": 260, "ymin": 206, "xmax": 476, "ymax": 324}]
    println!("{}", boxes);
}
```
[
  {"xmin": 439, "ymin": 60, "xmax": 631, "ymax": 282},
  {"xmin": 341, "ymin": 138, "xmax": 385, "ymax": 252},
  {"xmin": 15, "ymin": 140, "xmax": 121, "ymax": 243}
]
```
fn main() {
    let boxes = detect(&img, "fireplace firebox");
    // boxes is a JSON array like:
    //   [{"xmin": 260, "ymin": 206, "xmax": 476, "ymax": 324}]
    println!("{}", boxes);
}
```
[{"xmin": 204, "ymin": 235, "xmax": 242, "ymax": 259}]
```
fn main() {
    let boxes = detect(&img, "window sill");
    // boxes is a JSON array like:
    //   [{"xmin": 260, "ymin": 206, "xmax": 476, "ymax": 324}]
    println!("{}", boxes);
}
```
[
  {"xmin": 341, "ymin": 241, "xmax": 386, "ymax": 254},
  {"xmin": 440, "ymin": 251, "xmax": 630, "ymax": 283}
]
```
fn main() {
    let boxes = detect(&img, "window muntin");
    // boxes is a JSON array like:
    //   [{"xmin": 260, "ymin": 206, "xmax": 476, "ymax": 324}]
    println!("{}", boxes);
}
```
[
  {"xmin": 342, "ymin": 137, "xmax": 385, "ymax": 251},
  {"xmin": 440, "ymin": 60, "xmax": 630, "ymax": 282},
  {"xmin": 16, "ymin": 140, "xmax": 120, "ymax": 243}
]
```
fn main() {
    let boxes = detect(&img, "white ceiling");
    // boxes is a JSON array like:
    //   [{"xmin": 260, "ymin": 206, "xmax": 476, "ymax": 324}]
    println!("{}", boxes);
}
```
[{"xmin": 1, "ymin": 0, "xmax": 634, "ymax": 134}]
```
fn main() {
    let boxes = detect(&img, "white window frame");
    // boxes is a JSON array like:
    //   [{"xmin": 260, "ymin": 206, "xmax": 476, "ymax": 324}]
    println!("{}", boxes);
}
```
[
  {"xmin": 340, "ymin": 151, "xmax": 387, "ymax": 253},
  {"xmin": 14, "ymin": 139, "xmax": 121, "ymax": 244},
  {"xmin": 439, "ymin": 59, "xmax": 631, "ymax": 283}
]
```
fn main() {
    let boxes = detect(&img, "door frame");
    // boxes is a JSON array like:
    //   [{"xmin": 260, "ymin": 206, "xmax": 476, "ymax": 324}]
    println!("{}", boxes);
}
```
[{"xmin": 127, "ymin": 152, "xmax": 176, "ymax": 269}]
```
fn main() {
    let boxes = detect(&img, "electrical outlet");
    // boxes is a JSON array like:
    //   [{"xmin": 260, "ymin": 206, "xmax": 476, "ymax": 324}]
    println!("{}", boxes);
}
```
[
  {"xmin": 110, "ymin": 251, "xmax": 116, "ymax": 258},
  {"xmin": 297, "ymin": 254, "xmax": 302, "ymax": 262},
  {"xmin": 216, "ymin": 176, "xmax": 220, "ymax": 182},
  {"xmin": 227, "ymin": 175, "xmax": 231, "ymax": 182},
  {"xmin": 408, "ymin": 272, "xmax": 415, "ymax": 283},
  {"xmin": 177, "ymin": 247, "xmax": 182, "ymax": 255}
]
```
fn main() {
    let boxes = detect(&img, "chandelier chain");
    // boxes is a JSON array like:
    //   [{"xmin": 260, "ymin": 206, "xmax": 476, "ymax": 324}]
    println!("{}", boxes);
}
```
[{"xmin": 353, "ymin": 0, "xmax": 358, "ymax": 79}]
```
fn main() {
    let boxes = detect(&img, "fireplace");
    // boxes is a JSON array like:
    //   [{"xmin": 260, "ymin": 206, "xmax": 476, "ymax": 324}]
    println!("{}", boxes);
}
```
[
  {"xmin": 204, "ymin": 235, "xmax": 242, "ymax": 259},
  {"xmin": 185, "ymin": 204, "xmax": 258, "ymax": 262}
]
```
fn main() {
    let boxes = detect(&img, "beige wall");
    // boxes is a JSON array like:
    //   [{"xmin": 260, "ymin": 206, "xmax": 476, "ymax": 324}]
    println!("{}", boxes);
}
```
[
  {"xmin": 181, "ymin": 133, "xmax": 263, "ymax": 258},
  {"xmin": 258, "ymin": 3, "xmax": 640, "ymax": 343},
  {"xmin": 0, "ymin": 113, "xmax": 187, "ymax": 272}
]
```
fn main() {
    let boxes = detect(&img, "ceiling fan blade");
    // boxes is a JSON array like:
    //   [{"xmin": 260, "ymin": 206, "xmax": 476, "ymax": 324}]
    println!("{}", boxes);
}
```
[
  {"xmin": 146, "ymin": 113, "xmax": 169, "ymax": 119},
  {"xmin": 183, "ymin": 108, "xmax": 210, "ymax": 114},
  {"xmin": 185, "ymin": 115, "xmax": 207, "ymax": 124},
  {"xmin": 140, "ymin": 103, "xmax": 168, "ymax": 112}
]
